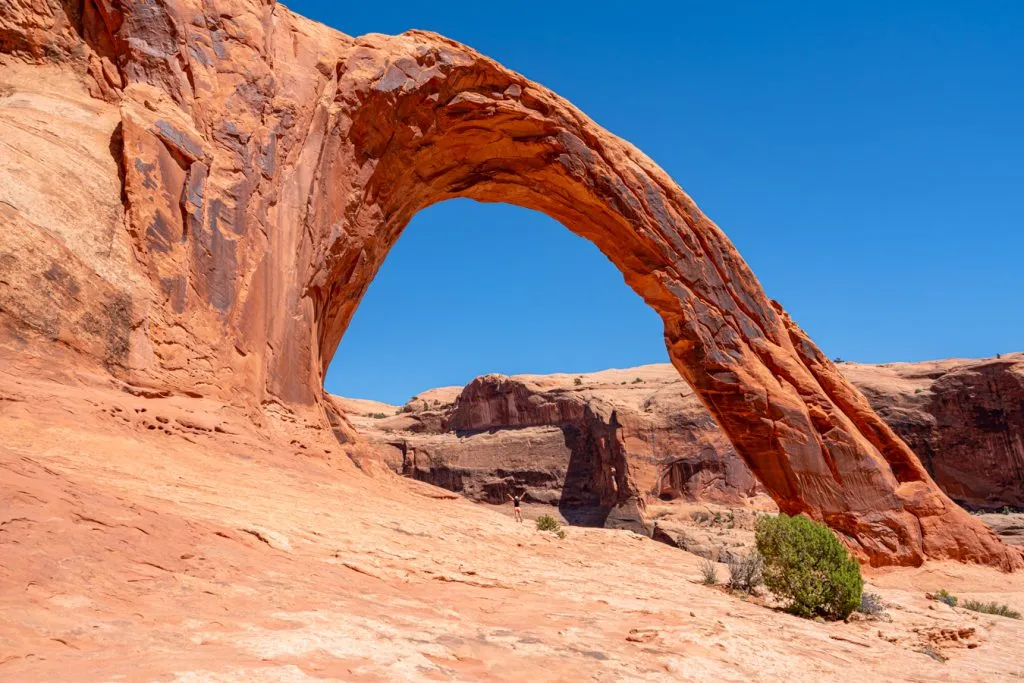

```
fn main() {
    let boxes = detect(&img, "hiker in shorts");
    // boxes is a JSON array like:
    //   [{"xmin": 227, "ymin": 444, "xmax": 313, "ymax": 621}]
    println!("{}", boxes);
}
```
[{"xmin": 506, "ymin": 490, "xmax": 524, "ymax": 523}]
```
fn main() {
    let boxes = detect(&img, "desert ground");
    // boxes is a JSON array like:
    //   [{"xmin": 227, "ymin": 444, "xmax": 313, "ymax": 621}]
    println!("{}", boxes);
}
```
[{"xmin": 3, "ymin": 362, "xmax": 1023, "ymax": 682}]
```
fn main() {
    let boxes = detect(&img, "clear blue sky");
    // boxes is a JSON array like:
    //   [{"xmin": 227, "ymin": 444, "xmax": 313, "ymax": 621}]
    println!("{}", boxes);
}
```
[{"xmin": 299, "ymin": 1, "xmax": 1024, "ymax": 404}]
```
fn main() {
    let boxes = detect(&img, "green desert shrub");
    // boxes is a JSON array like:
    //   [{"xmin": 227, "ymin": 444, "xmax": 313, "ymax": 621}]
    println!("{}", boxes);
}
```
[
  {"xmin": 536, "ymin": 515, "xmax": 561, "ymax": 533},
  {"xmin": 574, "ymin": 377, "xmax": 583, "ymax": 386},
  {"xmin": 933, "ymin": 589, "xmax": 958, "ymax": 607},
  {"xmin": 755, "ymin": 513, "xmax": 863, "ymax": 620},
  {"xmin": 961, "ymin": 600, "xmax": 1021, "ymax": 619}
]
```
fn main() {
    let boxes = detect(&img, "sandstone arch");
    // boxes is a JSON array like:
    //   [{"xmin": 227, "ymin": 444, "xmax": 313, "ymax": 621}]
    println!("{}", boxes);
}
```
[{"xmin": 1, "ymin": 0, "xmax": 1019, "ymax": 568}]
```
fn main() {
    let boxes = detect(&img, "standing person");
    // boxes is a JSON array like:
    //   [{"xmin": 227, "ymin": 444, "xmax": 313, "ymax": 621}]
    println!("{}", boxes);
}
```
[{"xmin": 506, "ymin": 490, "xmax": 523, "ymax": 523}]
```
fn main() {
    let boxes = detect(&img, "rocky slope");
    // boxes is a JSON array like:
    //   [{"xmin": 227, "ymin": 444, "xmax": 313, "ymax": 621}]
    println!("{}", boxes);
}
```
[
  {"xmin": 338, "ymin": 353, "xmax": 1024, "ymax": 521},
  {"xmin": 1, "ymin": 0, "xmax": 1016, "ymax": 566},
  {"xmin": 3, "ymin": 366, "xmax": 1024, "ymax": 681}
]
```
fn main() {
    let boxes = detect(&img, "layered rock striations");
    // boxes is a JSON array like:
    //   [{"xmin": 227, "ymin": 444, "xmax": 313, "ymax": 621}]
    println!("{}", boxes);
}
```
[
  {"xmin": 1, "ymin": 0, "xmax": 1019, "ymax": 567},
  {"xmin": 337, "ymin": 365, "xmax": 749, "ymax": 531},
  {"xmin": 841, "ymin": 355, "xmax": 1024, "ymax": 511},
  {"xmin": 340, "ymin": 355, "xmax": 1024, "ymax": 528}
]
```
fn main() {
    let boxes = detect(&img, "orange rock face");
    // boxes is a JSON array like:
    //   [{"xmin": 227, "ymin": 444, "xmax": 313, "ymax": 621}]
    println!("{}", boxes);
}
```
[
  {"xmin": 345, "ymin": 358, "xmax": 1024, "ymax": 531},
  {"xmin": 337, "ymin": 365, "xmax": 760, "ymax": 529},
  {"xmin": 1, "ymin": 0, "xmax": 1020, "ymax": 568}
]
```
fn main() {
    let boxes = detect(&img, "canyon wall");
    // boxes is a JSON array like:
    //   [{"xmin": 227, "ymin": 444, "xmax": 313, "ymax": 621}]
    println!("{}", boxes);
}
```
[{"xmin": 337, "ymin": 354, "xmax": 1024, "ymax": 529}]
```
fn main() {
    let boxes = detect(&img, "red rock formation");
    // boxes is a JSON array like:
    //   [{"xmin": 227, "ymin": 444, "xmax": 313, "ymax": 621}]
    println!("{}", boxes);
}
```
[
  {"xmin": 345, "ymin": 358, "xmax": 1023, "ymax": 525},
  {"xmin": 1, "ymin": 0, "xmax": 1019, "ymax": 567},
  {"xmin": 445, "ymin": 372, "xmax": 751, "ymax": 511},
  {"xmin": 338, "ymin": 366, "xmax": 758, "ymax": 528},
  {"xmin": 842, "ymin": 355, "xmax": 1024, "ymax": 511}
]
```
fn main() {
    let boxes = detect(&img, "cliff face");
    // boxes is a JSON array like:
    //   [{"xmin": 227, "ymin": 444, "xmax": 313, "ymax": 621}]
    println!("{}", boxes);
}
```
[
  {"xmin": 340, "ymin": 355, "xmax": 1024, "ymax": 520},
  {"xmin": 842, "ymin": 356, "xmax": 1024, "ymax": 510},
  {"xmin": 1, "ymin": 0, "xmax": 1019, "ymax": 567}
]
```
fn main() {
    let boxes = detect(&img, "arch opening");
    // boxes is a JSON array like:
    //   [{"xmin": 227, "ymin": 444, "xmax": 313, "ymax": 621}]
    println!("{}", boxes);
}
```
[
  {"xmin": 324, "ymin": 197, "xmax": 677, "ymax": 531},
  {"xmin": 325, "ymin": 198, "xmax": 668, "ymax": 405}
]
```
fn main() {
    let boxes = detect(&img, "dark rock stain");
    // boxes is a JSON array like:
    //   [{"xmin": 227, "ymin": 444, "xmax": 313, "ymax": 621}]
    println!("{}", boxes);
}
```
[
  {"xmin": 146, "ymin": 213, "xmax": 173, "ymax": 253},
  {"xmin": 155, "ymin": 119, "xmax": 206, "ymax": 162},
  {"xmin": 160, "ymin": 276, "xmax": 186, "ymax": 313},
  {"xmin": 102, "ymin": 293, "xmax": 132, "ymax": 373},
  {"xmin": 43, "ymin": 262, "xmax": 81, "ymax": 298},
  {"xmin": 134, "ymin": 158, "xmax": 158, "ymax": 190}
]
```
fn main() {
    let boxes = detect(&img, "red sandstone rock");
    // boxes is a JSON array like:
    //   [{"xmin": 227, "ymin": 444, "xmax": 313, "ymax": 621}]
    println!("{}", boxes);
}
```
[
  {"xmin": 3, "ymin": 367, "xmax": 1024, "ymax": 679},
  {"xmin": 0, "ymin": 0, "xmax": 1019, "ymax": 568},
  {"xmin": 341, "ymin": 356, "xmax": 1024, "ymax": 530},
  {"xmin": 337, "ymin": 365, "xmax": 759, "ymax": 529}
]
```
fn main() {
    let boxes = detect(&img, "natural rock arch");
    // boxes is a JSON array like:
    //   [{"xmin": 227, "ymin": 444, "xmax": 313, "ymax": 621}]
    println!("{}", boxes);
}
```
[
  {"xmin": 1, "ymin": 0, "xmax": 1018, "ymax": 568},
  {"xmin": 298, "ymin": 32, "xmax": 1016, "ymax": 568}
]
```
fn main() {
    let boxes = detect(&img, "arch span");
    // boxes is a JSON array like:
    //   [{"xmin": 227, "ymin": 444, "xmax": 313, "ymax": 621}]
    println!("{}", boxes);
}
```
[
  {"xmin": 294, "ymin": 31, "xmax": 1016, "ymax": 567},
  {"xmin": 5, "ymin": 0, "xmax": 1017, "ymax": 567}
]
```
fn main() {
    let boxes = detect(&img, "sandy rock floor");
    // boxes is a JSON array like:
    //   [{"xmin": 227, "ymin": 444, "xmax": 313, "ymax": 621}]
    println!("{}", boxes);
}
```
[{"xmin": 1, "ymin": 366, "xmax": 1023, "ymax": 681}]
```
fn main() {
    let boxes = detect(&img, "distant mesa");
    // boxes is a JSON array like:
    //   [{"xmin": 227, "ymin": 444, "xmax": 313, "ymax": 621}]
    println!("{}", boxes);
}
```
[{"xmin": 336, "ymin": 355, "xmax": 1024, "ymax": 532}]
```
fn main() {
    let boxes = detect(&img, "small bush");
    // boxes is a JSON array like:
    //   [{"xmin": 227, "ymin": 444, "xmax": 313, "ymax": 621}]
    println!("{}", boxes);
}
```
[
  {"xmin": 699, "ymin": 559, "xmax": 718, "ymax": 585},
  {"xmin": 556, "ymin": 529, "xmax": 567, "ymax": 540},
  {"xmin": 933, "ymin": 589, "xmax": 958, "ymax": 607},
  {"xmin": 961, "ymin": 600, "xmax": 1021, "ymax": 619},
  {"xmin": 536, "ymin": 515, "xmax": 561, "ymax": 532},
  {"xmin": 727, "ymin": 552, "xmax": 764, "ymax": 593},
  {"xmin": 755, "ymin": 513, "xmax": 863, "ymax": 620},
  {"xmin": 692, "ymin": 511, "xmax": 710, "ymax": 524},
  {"xmin": 366, "ymin": 412, "xmax": 388, "ymax": 419},
  {"xmin": 858, "ymin": 591, "xmax": 886, "ymax": 615},
  {"xmin": 632, "ymin": 377, "xmax": 643, "ymax": 384},
  {"xmin": 574, "ymin": 377, "xmax": 583, "ymax": 386}
]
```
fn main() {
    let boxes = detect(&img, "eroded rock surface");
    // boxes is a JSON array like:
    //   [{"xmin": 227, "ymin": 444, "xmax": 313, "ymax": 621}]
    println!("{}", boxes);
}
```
[
  {"xmin": 842, "ymin": 355, "xmax": 1024, "ymax": 511},
  {"xmin": 335, "ymin": 364, "xmax": 759, "ymax": 533},
  {"xmin": 2, "ymin": 367, "xmax": 1023, "ymax": 680},
  {"xmin": 1, "ymin": 0, "xmax": 1019, "ymax": 567},
  {"xmin": 340, "ymin": 355, "xmax": 1024, "ymax": 528}
]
